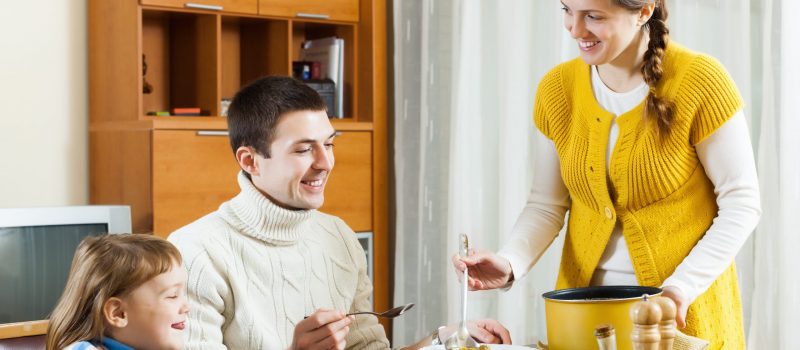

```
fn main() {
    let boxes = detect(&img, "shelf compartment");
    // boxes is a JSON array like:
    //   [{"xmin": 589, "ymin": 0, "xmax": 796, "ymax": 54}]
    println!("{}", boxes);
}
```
[
  {"xmin": 221, "ymin": 16, "xmax": 290, "ymax": 101},
  {"xmin": 291, "ymin": 21, "xmax": 357, "ymax": 120},
  {"xmin": 142, "ymin": 10, "xmax": 220, "ymax": 117}
]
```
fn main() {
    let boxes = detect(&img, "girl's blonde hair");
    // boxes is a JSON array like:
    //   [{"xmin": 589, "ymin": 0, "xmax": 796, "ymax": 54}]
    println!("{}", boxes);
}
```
[{"xmin": 45, "ymin": 234, "xmax": 182, "ymax": 350}]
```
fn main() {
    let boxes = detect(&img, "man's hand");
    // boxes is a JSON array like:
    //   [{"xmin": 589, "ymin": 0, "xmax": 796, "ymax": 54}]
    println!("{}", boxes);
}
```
[
  {"xmin": 439, "ymin": 319, "xmax": 512, "ymax": 345},
  {"xmin": 661, "ymin": 286, "xmax": 688, "ymax": 329},
  {"xmin": 451, "ymin": 249, "xmax": 513, "ymax": 291},
  {"xmin": 291, "ymin": 309, "xmax": 352, "ymax": 350}
]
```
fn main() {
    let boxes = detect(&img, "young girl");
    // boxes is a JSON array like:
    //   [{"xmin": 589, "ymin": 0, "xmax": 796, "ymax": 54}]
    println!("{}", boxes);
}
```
[{"xmin": 46, "ymin": 234, "xmax": 189, "ymax": 350}]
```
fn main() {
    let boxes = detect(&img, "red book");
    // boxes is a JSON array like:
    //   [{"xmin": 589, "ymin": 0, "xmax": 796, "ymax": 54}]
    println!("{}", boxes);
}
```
[
  {"xmin": 311, "ymin": 62, "xmax": 321, "ymax": 80},
  {"xmin": 172, "ymin": 107, "xmax": 201, "ymax": 116}
]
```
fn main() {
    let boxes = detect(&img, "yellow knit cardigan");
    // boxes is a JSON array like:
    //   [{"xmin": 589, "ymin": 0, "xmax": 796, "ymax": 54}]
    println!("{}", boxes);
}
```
[{"xmin": 535, "ymin": 43, "xmax": 744, "ymax": 349}]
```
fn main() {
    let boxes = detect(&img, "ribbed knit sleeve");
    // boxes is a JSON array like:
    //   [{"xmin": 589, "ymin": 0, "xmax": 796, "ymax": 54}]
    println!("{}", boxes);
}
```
[
  {"xmin": 333, "ymin": 218, "xmax": 390, "ymax": 350},
  {"xmin": 678, "ymin": 54, "xmax": 744, "ymax": 145},
  {"xmin": 169, "ymin": 222, "xmax": 231, "ymax": 350},
  {"xmin": 533, "ymin": 65, "xmax": 569, "ymax": 140}
]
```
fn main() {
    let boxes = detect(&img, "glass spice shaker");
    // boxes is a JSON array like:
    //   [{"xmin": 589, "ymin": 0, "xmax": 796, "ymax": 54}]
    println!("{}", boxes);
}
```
[{"xmin": 594, "ymin": 323, "xmax": 617, "ymax": 350}]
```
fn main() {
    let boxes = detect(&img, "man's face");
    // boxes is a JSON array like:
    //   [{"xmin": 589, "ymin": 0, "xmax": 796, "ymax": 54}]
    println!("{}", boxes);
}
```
[{"xmin": 250, "ymin": 110, "xmax": 336, "ymax": 210}]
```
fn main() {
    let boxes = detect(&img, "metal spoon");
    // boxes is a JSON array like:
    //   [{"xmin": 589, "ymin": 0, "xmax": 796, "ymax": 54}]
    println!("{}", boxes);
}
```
[
  {"xmin": 444, "ymin": 234, "xmax": 479, "ymax": 349},
  {"xmin": 346, "ymin": 303, "xmax": 415, "ymax": 319}
]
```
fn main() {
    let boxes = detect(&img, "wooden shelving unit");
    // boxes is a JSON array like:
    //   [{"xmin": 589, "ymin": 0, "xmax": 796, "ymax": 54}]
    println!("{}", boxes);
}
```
[{"xmin": 86, "ymin": 0, "xmax": 391, "ymax": 337}]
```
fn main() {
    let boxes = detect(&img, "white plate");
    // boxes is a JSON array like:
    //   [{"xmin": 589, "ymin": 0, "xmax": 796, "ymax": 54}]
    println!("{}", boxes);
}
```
[{"xmin": 420, "ymin": 345, "xmax": 536, "ymax": 350}]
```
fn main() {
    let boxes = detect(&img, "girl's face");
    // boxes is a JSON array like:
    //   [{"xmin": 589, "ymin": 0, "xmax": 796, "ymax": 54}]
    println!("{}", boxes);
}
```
[
  {"xmin": 561, "ymin": 0, "xmax": 647, "ymax": 66},
  {"xmin": 113, "ymin": 263, "xmax": 190, "ymax": 350}
]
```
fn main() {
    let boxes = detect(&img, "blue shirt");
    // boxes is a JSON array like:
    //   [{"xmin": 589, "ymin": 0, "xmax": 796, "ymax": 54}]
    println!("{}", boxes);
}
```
[{"xmin": 67, "ymin": 337, "xmax": 135, "ymax": 350}]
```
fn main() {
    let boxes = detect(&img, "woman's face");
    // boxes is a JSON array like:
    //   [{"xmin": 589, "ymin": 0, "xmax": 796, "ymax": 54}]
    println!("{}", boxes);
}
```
[{"xmin": 561, "ymin": 0, "xmax": 647, "ymax": 66}]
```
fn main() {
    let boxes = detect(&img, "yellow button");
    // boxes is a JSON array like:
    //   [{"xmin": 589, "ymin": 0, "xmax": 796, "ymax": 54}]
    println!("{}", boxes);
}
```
[{"xmin": 604, "ymin": 207, "xmax": 613, "ymax": 219}]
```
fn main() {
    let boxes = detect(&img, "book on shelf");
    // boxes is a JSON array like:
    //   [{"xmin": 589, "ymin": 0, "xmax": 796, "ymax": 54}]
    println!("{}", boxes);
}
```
[
  {"xmin": 171, "ymin": 107, "xmax": 202, "ymax": 116},
  {"xmin": 292, "ymin": 61, "xmax": 321, "ymax": 80},
  {"xmin": 304, "ymin": 79, "xmax": 336, "ymax": 117},
  {"xmin": 299, "ymin": 37, "xmax": 344, "ymax": 118}
]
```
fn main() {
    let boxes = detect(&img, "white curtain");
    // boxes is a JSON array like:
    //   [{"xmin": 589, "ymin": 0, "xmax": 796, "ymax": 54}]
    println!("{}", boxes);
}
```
[
  {"xmin": 392, "ymin": 0, "xmax": 800, "ymax": 347},
  {"xmin": 669, "ymin": 0, "xmax": 757, "ymax": 335},
  {"xmin": 393, "ymin": 0, "xmax": 572, "ymax": 345},
  {"xmin": 747, "ymin": 0, "xmax": 800, "ymax": 348}
]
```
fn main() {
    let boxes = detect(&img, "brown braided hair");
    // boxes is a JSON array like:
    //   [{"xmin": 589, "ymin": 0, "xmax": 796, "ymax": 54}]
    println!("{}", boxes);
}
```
[{"xmin": 616, "ymin": 0, "xmax": 675, "ymax": 137}]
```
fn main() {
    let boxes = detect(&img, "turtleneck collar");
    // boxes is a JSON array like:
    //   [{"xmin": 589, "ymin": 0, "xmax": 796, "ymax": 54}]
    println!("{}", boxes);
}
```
[{"xmin": 220, "ymin": 172, "xmax": 313, "ymax": 246}]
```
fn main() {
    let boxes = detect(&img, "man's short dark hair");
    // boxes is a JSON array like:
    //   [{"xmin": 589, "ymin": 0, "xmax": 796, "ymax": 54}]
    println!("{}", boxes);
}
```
[{"xmin": 227, "ymin": 76, "xmax": 328, "ymax": 158}]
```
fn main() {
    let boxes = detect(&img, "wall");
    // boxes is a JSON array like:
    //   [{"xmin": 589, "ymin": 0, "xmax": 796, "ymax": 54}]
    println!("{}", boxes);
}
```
[{"xmin": 0, "ymin": 1, "xmax": 88, "ymax": 207}]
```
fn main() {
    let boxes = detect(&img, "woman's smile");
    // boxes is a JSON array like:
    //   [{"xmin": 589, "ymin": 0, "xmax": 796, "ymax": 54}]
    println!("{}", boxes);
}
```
[{"xmin": 579, "ymin": 40, "xmax": 601, "ymax": 51}]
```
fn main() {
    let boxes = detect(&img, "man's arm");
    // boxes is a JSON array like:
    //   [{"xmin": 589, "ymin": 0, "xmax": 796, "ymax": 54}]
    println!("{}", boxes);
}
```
[
  {"xmin": 344, "ymin": 277, "xmax": 391, "ymax": 349},
  {"xmin": 170, "ymin": 234, "xmax": 229, "ymax": 350},
  {"xmin": 333, "ymin": 218, "xmax": 391, "ymax": 350}
]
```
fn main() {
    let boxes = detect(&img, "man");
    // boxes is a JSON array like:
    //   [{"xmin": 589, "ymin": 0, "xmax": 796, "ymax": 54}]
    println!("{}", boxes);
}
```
[{"xmin": 169, "ymin": 76, "xmax": 510, "ymax": 349}]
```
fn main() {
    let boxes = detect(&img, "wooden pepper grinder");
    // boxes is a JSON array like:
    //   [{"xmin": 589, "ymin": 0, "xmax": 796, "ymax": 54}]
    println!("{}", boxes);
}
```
[
  {"xmin": 653, "ymin": 297, "xmax": 677, "ymax": 350},
  {"xmin": 630, "ymin": 294, "xmax": 662, "ymax": 350}
]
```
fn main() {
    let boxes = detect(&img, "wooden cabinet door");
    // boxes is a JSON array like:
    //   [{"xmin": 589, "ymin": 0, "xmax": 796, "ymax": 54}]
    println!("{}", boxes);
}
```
[
  {"xmin": 259, "ymin": 0, "xmax": 359, "ymax": 22},
  {"xmin": 141, "ymin": 0, "xmax": 258, "ymax": 15},
  {"xmin": 152, "ymin": 130, "xmax": 240, "ymax": 237},
  {"xmin": 321, "ymin": 131, "xmax": 372, "ymax": 231},
  {"xmin": 152, "ymin": 129, "xmax": 371, "ymax": 236}
]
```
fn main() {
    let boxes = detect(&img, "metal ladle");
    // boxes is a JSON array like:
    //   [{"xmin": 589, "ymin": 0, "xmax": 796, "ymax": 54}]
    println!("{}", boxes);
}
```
[{"xmin": 444, "ymin": 233, "xmax": 479, "ymax": 349}]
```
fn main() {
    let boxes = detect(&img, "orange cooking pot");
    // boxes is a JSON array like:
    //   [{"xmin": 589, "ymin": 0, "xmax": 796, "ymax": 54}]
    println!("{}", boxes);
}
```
[{"xmin": 542, "ymin": 286, "xmax": 662, "ymax": 350}]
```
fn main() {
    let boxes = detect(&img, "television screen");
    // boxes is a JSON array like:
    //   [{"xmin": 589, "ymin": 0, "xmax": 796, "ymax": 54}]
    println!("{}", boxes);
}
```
[{"xmin": 0, "ymin": 224, "xmax": 108, "ymax": 323}]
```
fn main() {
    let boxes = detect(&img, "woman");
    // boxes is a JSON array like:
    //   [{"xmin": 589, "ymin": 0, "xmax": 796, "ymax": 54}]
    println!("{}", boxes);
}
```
[{"xmin": 452, "ymin": 0, "xmax": 761, "ymax": 348}]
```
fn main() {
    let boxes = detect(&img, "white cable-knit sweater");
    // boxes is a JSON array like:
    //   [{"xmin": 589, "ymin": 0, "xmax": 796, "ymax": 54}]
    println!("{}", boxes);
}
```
[{"xmin": 169, "ymin": 172, "xmax": 390, "ymax": 350}]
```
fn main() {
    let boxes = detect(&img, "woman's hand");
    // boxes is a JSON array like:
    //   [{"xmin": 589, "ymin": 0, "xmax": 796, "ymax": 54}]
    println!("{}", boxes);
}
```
[
  {"xmin": 661, "ymin": 286, "xmax": 688, "ymax": 329},
  {"xmin": 438, "ymin": 319, "xmax": 512, "ymax": 344},
  {"xmin": 451, "ymin": 249, "xmax": 513, "ymax": 291}
]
